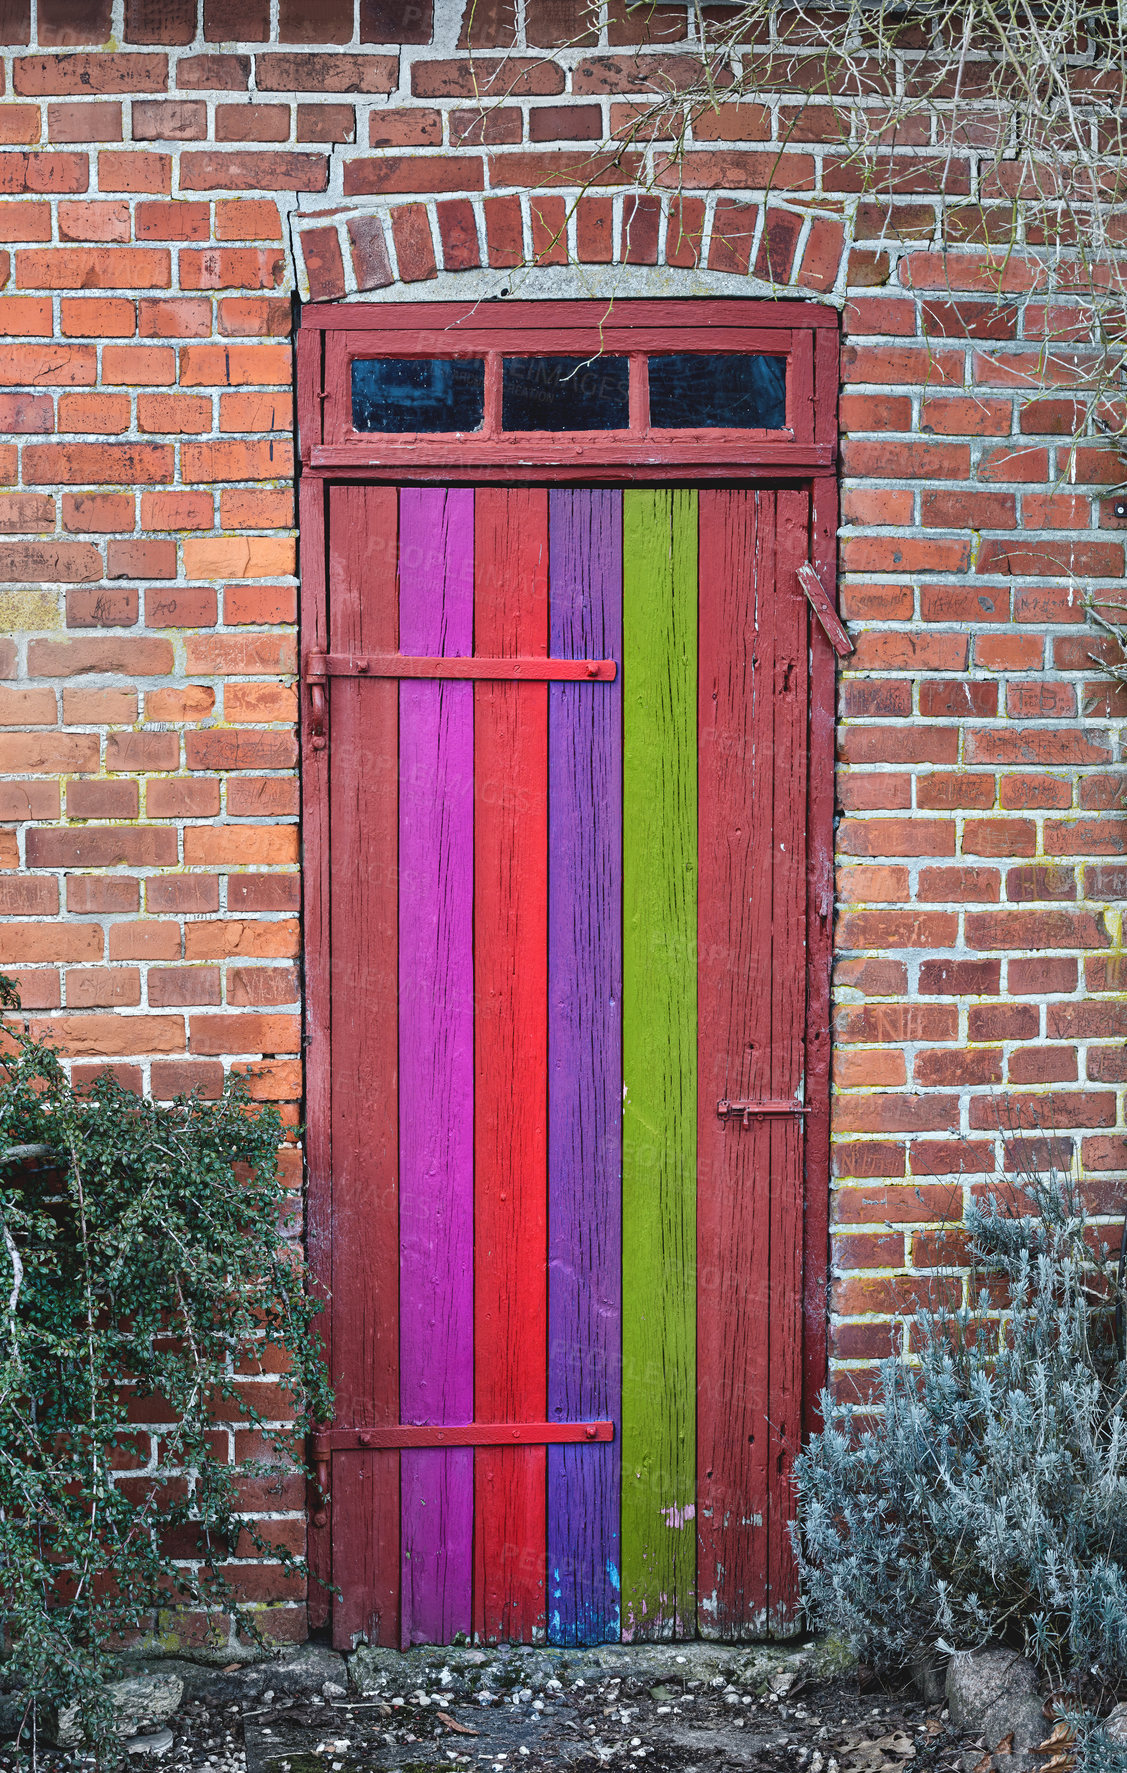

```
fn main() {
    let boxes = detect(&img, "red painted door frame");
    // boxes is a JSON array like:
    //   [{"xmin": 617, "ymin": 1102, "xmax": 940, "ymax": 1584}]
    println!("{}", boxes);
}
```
[{"xmin": 296, "ymin": 298, "xmax": 839, "ymax": 1636}]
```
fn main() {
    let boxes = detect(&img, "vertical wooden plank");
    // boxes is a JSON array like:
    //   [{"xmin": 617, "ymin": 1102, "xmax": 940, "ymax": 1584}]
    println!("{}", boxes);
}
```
[
  {"xmin": 620, "ymin": 487, "xmax": 698, "ymax": 1641},
  {"xmin": 327, "ymin": 483, "xmax": 400, "ymax": 1649},
  {"xmin": 803, "ymin": 470, "xmax": 838, "ymax": 1446},
  {"xmin": 298, "ymin": 468, "xmax": 331, "ymax": 1631},
  {"xmin": 546, "ymin": 489, "xmax": 623, "ymax": 1647},
  {"xmin": 767, "ymin": 488, "xmax": 811, "ymax": 1629},
  {"xmin": 473, "ymin": 488, "xmax": 550, "ymax": 1644},
  {"xmin": 696, "ymin": 489, "xmax": 778, "ymax": 1638},
  {"xmin": 398, "ymin": 488, "xmax": 475, "ymax": 1647}
]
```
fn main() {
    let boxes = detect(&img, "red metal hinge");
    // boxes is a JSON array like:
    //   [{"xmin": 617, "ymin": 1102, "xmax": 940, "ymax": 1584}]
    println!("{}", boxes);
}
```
[{"xmin": 797, "ymin": 563, "xmax": 853, "ymax": 658}]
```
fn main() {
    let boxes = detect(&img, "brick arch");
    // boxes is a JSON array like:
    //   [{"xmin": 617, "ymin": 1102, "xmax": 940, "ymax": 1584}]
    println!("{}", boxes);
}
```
[{"xmin": 294, "ymin": 190, "xmax": 848, "ymax": 302}]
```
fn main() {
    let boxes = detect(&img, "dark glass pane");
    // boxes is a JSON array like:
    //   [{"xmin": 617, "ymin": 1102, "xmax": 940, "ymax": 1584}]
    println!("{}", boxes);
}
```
[
  {"xmin": 502, "ymin": 355, "xmax": 630, "ymax": 431},
  {"xmin": 648, "ymin": 353, "xmax": 787, "ymax": 429},
  {"xmin": 351, "ymin": 357, "xmax": 485, "ymax": 432}
]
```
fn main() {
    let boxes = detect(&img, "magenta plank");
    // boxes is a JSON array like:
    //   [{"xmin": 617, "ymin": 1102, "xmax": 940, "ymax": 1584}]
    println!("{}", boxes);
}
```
[
  {"xmin": 547, "ymin": 488, "xmax": 623, "ymax": 1645},
  {"xmin": 398, "ymin": 486, "xmax": 475, "ymax": 1647}
]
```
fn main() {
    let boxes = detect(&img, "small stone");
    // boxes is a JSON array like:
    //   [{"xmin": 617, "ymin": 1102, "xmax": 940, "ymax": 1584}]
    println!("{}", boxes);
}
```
[
  {"xmin": 125, "ymin": 1731, "xmax": 174, "ymax": 1758},
  {"xmin": 322, "ymin": 1683, "xmax": 347, "ymax": 1699}
]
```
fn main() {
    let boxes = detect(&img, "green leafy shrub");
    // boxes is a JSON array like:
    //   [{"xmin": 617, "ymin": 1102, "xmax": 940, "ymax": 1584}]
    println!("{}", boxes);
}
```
[
  {"xmin": 794, "ymin": 1171, "xmax": 1127, "ymax": 1693},
  {"xmin": 0, "ymin": 975, "xmax": 330, "ymax": 1745}
]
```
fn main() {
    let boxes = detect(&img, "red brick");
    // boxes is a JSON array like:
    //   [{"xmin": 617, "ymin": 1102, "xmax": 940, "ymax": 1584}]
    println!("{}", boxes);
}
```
[
  {"xmin": 565, "ymin": 193, "xmax": 610, "ymax": 263},
  {"xmin": 834, "ymin": 1094, "xmax": 961, "ymax": 1135},
  {"xmin": 150, "ymin": 966, "xmax": 221, "ymax": 1007},
  {"xmin": 124, "ymin": 0, "xmax": 196, "ymax": 42},
  {"xmin": 67, "ymin": 778, "xmax": 139, "ymax": 819},
  {"xmin": 28, "ymin": 826, "xmax": 177, "ymax": 868},
  {"xmin": 919, "ymin": 958, "xmax": 1000, "ymax": 995},
  {"xmin": 970, "ymin": 1090, "xmax": 1116, "ymax": 1132},
  {"xmin": 139, "ymin": 296, "xmax": 209, "ymax": 336},
  {"xmin": 0, "ymin": 152, "xmax": 89, "ymax": 195},
  {"xmin": 216, "ymin": 103, "xmax": 290, "ymax": 142},
  {"xmin": 836, "ymin": 1003, "xmax": 956, "ymax": 1043},
  {"xmin": 297, "ymin": 103, "xmax": 356, "ymax": 144},
  {"xmin": 1009, "ymin": 1046, "xmax": 1078, "ymax": 1084},
  {"xmin": 146, "ymin": 586, "xmax": 218, "ymax": 628},
  {"xmin": 838, "ymin": 818, "xmax": 955, "ymax": 858},
  {"xmin": 967, "ymin": 1002, "xmax": 1039, "ymax": 1041},
  {"xmin": 300, "ymin": 226, "xmax": 345, "ymax": 302},
  {"xmin": 256, "ymin": 52, "xmax": 397, "ymax": 92},
  {"xmin": 0, "ymin": 202, "xmax": 52, "ymax": 243},
  {"xmin": 25, "ymin": 442, "xmax": 173, "ymax": 485},
  {"xmin": 0, "ymin": 342, "xmax": 95, "ymax": 385},
  {"xmin": 391, "ymin": 203, "xmax": 437, "ymax": 281},
  {"xmin": 1009, "ymin": 956, "xmax": 1076, "ymax": 995},
  {"xmin": 133, "ymin": 200, "xmax": 209, "ymax": 243},
  {"xmin": 999, "ymin": 772, "xmax": 1071, "ymax": 811},
  {"xmin": 67, "ymin": 875, "xmax": 139, "ymax": 913},
  {"xmin": 0, "ymin": 876, "xmax": 59, "ymax": 915},
  {"xmin": 48, "ymin": 100, "xmax": 122, "ymax": 141},
  {"xmin": 708, "ymin": 198, "xmax": 757, "ymax": 275},
  {"xmin": 837, "ymin": 911, "xmax": 958, "ymax": 950},
  {"xmin": 189, "ymin": 1012, "xmax": 299, "ymax": 1055},
  {"xmin": 967, "ymin": 908, "xmax": 1109, "ymax": 949},
  {"xmin": 345, "ymin": 153, "xmax": 483, "ymax": 197},
  {"xmin": 66, "ymin": 967, "xmax": 142, "ymax": 1009},
  {"xmin": 916, "ymin": 773, "xmax": 995, "ymax": 811},
  {"xmin": 28, "ymin": 636, "xmax": 174, "ymax": 676},
  {"xmin": 132, "ymin": 98, "xmax": 207, "ymax": 139},
  {"xmin": 146, "ymin": 875, "xmax": 220, "ymax": 914},
  {"xmin": 962, "ymin": 818, "xmax": 1036, "ymax": 858},
  {"xmin": 915, "ymin": 1047, "xmax": 1002, "ymax": 1087},
  {"xmin": 58, "ymin": 200, "xmax": 131, "ymax": 242},
  {"xmin": 226, "ymin": 874, "xmax": 300, "ymax": 912},
  {"xmin": 413, "ymin": 59, "xmax": 562, "ymax": 99},
  {"xmin": 832, "ymin": 1142, "xmax": 906, "ymax": 1179},
  {"xmin": 346, "ymin": 212, "xmax": 393, "ymax": 291},
  {"xmin": 185, "ymin": 238, "xmax": 287, "ymax": 286},
  {"xmin": 180, "ymin": 151, "xmax": 327, "ymax": 192}
]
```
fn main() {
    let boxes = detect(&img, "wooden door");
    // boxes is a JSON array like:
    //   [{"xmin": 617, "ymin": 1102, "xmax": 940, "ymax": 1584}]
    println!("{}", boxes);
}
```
[{"xmin": 313, "ymin": 482, "xmax": 812, "ymax": 1648}]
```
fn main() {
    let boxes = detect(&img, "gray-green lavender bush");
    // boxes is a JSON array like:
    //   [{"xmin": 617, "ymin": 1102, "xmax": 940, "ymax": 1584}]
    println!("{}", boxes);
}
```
[{"xmin": 794, "ymin": 1173, "xmax": 1127, "ymax": 1693}]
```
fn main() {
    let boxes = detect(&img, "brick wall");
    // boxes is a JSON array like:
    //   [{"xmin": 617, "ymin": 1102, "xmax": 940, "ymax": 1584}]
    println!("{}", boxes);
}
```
[{"xmin": 1, "ymin": 0, "xmax": 1124, "ymax": 1640}]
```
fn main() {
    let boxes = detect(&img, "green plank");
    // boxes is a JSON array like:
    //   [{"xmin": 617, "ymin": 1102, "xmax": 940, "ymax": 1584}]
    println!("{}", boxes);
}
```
[{"xmin": 621, "ymin": 487, "xmax": 698, "ymax": 1640}]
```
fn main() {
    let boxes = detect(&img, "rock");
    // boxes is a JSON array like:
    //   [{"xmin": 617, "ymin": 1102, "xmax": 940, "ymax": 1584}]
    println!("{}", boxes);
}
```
[
  {"xmin": 945, "ymin": 1648, "xmax": 1037, "ymax": 1738},
  {"xmin": 51, "ymin": 1673, "xmax": 183, "ymax": 1748},
  {"xmin": 1105, "ymin": 1703, "xmax": 1127, "ymax": 1745},
  {"xmin": 912, "ymin": 1651, "xmax": 947, "ymax": 1706},
  {"xmin": 986, "ymin": 1693, "xmax": 1049, "ymax": 1773},
  {"xmin": 125, "ymin": 1727, "xmax": 174, "ymax": 1756}
]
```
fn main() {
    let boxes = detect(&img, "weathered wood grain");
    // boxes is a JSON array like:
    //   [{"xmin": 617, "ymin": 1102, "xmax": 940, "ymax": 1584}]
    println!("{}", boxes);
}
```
[
  {"xmin": 473, "ymin": 488, "xmax": 550, "ymax": 1644},
  {"xmin": 398, "ymin": 488, "xmax": 475, "ymax": 1647},
  {"xmin": 327, "ymin": 482, "xmax": 400, "ymax": 1649},
  {"xmin": 546, "ymin": 489, "xmax": 623, "ymax": 1646},
  {"xmin": 620, "ymin": 487, "xmax": 698, "ymax": 1641},
  {"xmin": 697, "ymin": 488, "xmax": 777, "ymax": 1638},
  {"xmin": 767, "ymin": 488, "xmax": 810, "ymax": 1629}
]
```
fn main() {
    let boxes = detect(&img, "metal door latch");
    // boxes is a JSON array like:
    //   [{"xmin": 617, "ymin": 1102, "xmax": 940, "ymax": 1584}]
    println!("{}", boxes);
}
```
[{"xmin": 716, "ymin": 1099, "xmax": 809, "ymax": 1126}]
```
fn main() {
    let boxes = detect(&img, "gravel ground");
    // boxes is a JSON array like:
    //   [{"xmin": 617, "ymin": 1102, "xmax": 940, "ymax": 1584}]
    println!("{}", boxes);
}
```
[{"xmin": 0, "ymin": 1643, "xmax": 980, "ymax": 1773}]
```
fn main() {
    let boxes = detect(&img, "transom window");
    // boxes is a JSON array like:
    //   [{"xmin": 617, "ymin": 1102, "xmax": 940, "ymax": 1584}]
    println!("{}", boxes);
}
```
[
  {"xmin": 349, "ymin": 349, "xmax": 787, "ymax": 436},
  {"xmin": 304, "ymin": 299, "xmax": 837, "ymax": 479}
]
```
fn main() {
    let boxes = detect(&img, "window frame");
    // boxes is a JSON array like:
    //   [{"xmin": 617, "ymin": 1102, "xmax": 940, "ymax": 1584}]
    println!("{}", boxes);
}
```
[{"xmin": 299, "ymin": 298, "xmax": 837, "ymax": 481}]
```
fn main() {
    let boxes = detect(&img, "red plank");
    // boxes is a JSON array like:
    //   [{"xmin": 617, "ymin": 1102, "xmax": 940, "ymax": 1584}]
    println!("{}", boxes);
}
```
[
  {"xmin": 326, "ymin": 483, "xmax": 400, "ymax": 1650},
  {"xmin": 473, "ymin": 487, "xmax": 550, "ymax": 1644},
  {"xmin": 697, "ymin": 489, "xmax": 810, "ymax": 1636},
  {"xmin": 298, "ymin": 467, "xmax": 331, "ymax": 1631},
  {"xmin": 767, "ymin": 489, "xmax": 812, "ymax": 1628}
]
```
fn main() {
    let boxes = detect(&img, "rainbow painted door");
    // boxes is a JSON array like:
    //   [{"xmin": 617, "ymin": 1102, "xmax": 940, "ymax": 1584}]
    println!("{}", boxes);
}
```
[{"xmin": 318, "ymin": 481, "xmax": 812, "ymax": 1648}]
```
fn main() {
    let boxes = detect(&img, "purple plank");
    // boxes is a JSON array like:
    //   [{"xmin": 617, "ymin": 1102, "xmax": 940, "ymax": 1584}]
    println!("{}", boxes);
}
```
[
  {"xmin": 547, "ymin": 489, "xmax": 623, "ymax": 1644},
  {"xmin": 398, "ymin": 486, "xmax": 475, "ymax": 1647}
]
